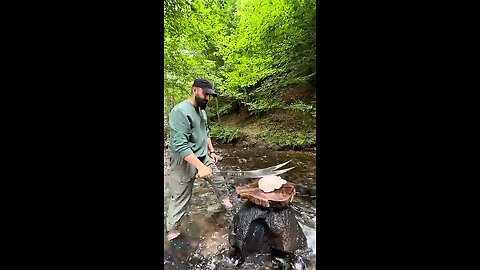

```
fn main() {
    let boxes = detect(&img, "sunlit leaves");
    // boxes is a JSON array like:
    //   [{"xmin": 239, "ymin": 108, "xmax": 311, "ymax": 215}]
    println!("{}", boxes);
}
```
[{"xmin": 164, "ymin": 0, "xmax": 316, "ymax": 119}]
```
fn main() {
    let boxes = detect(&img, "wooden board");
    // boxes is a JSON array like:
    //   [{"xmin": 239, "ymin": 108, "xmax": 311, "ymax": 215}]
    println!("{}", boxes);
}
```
[{"xmin": 235, "ymin": 179, "xmax": 296, "ymax": 208}]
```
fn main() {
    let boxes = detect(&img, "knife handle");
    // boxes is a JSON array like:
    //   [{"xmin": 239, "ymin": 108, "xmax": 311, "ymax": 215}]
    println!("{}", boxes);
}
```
[{"xmin": 195, "ymin": 166, "xmax": 214, "ymax": 180}]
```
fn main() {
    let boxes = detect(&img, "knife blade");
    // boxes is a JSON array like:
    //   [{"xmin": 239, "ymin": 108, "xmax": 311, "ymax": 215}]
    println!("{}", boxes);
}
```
[
  {"xmin": 195, "ymin": 160, "xmax": 295, "ymax": 179},
  {"xmin": 216, "ymin": 166, "xmax": 295, "ymax": 178}
]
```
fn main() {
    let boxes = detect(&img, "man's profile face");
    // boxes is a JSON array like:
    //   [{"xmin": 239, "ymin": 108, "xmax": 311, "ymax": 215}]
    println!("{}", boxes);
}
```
[
  {"xmin": 193, "ymin": 87, "xmax": 210, "ymax": 109},
  {"xmin": 194, "ymin": 87, "xmax": 210, "ymax": 100}
]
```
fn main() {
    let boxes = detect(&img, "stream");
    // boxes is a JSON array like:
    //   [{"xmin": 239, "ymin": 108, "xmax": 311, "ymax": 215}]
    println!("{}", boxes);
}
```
[{"xmin": 164, "ymin": 145, "xmax": 317, "ymax": 269}]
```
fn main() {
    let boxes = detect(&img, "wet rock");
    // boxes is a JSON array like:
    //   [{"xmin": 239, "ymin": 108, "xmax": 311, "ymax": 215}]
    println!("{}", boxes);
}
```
[
  {"xmin": 229, "ymin": 201, "xmax": 307, "ymax": 259},
  {"xmin": 164, "ymin": 234, "xmax": 194, "ymax": 268},
  {"xmin": 237, "ymin": 158, "xmax": 247, "ymax": 164},
  {"xmin": 306, "ymin": 186, "xmax": 316, "ymax": 197},
  {"xmin": 295, "ymin": 184, "xmax": 308, "ymax": 195},
  {"xmin": 207, "ymin": 203, "xmax": 222, "ymax": 213},
  {"xmin": 273, "ymin": 257, "xmax": 295, "ymax": 270}
]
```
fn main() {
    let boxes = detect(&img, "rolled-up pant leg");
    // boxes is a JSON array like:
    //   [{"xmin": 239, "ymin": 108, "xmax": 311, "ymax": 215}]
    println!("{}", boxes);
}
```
[
  {"xmin": 165, "ymin": 155, "xmax": 196, "ymax": 232},
  {"xmin": 201, "ymin": 155, "xmax": 230, "ymax": 201}
]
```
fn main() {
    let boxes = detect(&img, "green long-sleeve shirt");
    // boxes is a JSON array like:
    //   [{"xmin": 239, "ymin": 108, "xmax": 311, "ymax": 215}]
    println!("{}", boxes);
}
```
[{"xmin": 169, "ymin": 100, "xmax": 209, "ymax": 159}]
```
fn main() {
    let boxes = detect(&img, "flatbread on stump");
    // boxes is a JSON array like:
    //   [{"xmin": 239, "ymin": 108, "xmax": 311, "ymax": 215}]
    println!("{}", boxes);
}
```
[
  {"xmin": 258, "ymin": 175, "xmax": 287, "ymax": 192},
  {"xmin": 235, "ymin": 178, "xmax": 295, "ymax": 208}
]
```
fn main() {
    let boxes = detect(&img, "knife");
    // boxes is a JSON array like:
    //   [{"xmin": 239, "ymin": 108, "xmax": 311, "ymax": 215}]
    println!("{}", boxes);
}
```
[{"xmin": 195, "ymin": 160, "xmax": 295, "ymax": 179}]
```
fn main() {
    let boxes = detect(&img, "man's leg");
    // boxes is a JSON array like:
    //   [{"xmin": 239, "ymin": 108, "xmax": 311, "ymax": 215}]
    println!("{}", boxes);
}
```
[
  {"xmin": 165, "ymin": 155, "xmax": 196, "ymax": 240},
  {"xmin": 202, "ymin": 156, "xmax": 232, "ymax": 209}
]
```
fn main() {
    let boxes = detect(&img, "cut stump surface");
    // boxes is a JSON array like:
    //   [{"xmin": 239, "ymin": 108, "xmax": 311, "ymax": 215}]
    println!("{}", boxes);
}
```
[{"xmin": 235, "ymin": 179, "xmax": 296, "ymax": 208}]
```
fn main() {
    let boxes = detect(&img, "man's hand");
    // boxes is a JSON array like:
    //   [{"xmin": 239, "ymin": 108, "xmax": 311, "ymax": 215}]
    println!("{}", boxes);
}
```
[
  {"xmin": 184, "ymin": 153, "xmax": 212, "ymax": 179},
  {"xmin": 196, "ymin": 164, "xmax": 213, "ymax": 179},
  {"xmin": 210, "ymin": 152, "xmax": 221, "ymax": 163}
]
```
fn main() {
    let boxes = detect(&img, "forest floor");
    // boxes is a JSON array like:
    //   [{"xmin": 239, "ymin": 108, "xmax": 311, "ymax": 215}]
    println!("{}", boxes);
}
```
[
  {"xmin": 211, "ymin": 82, "xmax": 316, "ymax": 150},
  {"xmin": 208, "ymin": 84, "xmax": 316, "ymax": 150},
  {"xmin": 212, "ymin": 106, "xmax": 316, "ymax": 150}
]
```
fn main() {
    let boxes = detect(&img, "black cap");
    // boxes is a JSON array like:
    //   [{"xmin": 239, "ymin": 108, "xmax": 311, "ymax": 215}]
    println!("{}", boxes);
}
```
[{"xmin": 193, "ymin": 78, "xmax": 217, "ymax": 97}]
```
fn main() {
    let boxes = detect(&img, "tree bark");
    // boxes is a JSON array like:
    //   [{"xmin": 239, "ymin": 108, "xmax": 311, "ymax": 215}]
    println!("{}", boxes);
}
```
[{"xmin": 216, "ymin": 97, "xmax": 220, "ymax": 123}]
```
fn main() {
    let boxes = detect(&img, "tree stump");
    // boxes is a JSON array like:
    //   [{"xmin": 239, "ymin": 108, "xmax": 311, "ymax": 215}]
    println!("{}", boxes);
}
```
[{"xmin": 230, "ymin": 179, "xmax": 307, "ymax": 260}]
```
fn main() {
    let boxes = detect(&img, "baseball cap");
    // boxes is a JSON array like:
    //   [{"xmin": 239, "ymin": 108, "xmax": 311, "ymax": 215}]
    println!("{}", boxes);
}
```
[{"xmin": 192, "ymin": 78, "xmax": 217, "ymax": 97}]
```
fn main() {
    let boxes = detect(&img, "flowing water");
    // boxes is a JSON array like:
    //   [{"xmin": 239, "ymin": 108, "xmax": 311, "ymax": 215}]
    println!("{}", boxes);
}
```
[{"xmin": 164, "ymin": 145, "xmax": 316, "ymax": 269}]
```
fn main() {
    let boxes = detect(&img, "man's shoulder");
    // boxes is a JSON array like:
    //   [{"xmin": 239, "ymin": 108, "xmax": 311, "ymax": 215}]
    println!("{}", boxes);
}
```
[{"xmin": 172, "ymin": 100, "xmax": 190, "ymax": 113}]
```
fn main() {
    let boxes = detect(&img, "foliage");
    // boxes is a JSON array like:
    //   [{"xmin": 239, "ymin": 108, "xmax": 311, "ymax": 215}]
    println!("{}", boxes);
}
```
[
  {"xmin": 207, "ymin": 102, "xmax": 234, "ymax": 119},
  {"xmin": 164, "ymin": 0, "xmax": 317, "ymax": 146},
  {"xmin": 209, "ymin": 124, "xmax": 244, "ymax": 143},
  {"xmin": 287, "ymin": 102, "xmax": 316, "ymax": 118},
  {"xmin": 219, "ymin": 0, "xmax": 316, "ymax": 95},
  {"xmin": 255, "ymin": 127, "xmax": 315, "ymax": 150},
  {"xmin": 164, "ymin": 0, "xmax": 316, "ymax": 114}
]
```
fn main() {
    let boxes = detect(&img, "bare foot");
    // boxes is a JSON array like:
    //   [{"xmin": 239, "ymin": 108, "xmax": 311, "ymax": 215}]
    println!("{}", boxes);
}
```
[
  {"xmin": 222, "ymin": 197, "xmax": 233, "ymax": 209},
  {"xmin": 167, "ymin": 230, "xmax": 180, "ymax": 241}
]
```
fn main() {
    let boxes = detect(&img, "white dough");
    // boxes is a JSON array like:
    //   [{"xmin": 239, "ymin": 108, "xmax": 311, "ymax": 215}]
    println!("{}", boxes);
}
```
[{"xmin": 258, "ymin": 175, "xmax": 287, "ymax": 193}]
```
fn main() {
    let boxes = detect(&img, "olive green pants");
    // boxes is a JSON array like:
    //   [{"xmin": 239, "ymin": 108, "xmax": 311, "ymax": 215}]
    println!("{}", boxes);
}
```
[{"xmin": 165, "ymin": 154, "xmax": 230, "ymax": 232}]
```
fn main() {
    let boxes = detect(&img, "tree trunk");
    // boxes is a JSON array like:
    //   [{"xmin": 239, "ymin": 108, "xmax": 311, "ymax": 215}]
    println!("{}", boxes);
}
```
[{"xmin": 216, "ymin": 97, "xmax": 220, "ymax": 123}]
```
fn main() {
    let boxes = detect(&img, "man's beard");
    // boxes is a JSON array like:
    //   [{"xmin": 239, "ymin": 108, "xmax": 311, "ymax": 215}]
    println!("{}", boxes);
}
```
[{"xmin": 195, "ymin": 95, "xmax": 208, "ymax": 110}]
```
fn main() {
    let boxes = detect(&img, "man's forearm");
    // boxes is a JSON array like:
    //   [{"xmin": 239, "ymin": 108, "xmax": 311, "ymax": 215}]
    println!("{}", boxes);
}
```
[
  {"xmin": 207, "ymin": 137, "xmax": 215, "ymax": 153},
  {"xmin": 184, "ymin": 153, "xmax": 205, "ymax": 169}
]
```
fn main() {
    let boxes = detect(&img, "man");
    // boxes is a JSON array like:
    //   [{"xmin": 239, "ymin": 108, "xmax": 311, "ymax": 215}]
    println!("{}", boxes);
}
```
[{"xmin": 166, "ymin": 78, "xmax": 233, "ymax": 241}]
